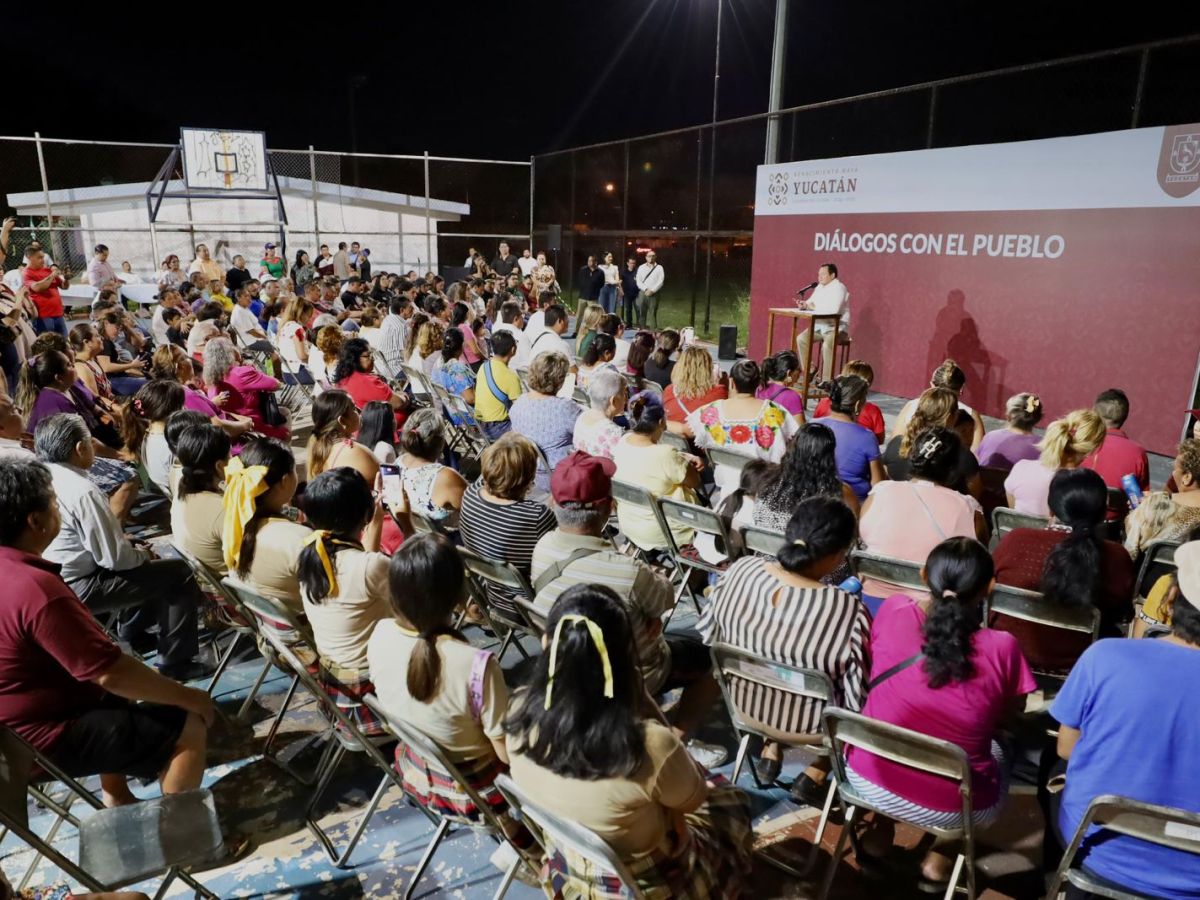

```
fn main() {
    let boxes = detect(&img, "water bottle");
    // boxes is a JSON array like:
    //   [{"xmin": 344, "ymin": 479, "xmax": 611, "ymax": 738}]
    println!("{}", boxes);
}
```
[
  {"xmin": 838, "ymin": 575, "xmax": 863, "ymax": 595},
  {"xmin": 1121, "ymin": 474, "xmax": 1143, "ymax": 510}
]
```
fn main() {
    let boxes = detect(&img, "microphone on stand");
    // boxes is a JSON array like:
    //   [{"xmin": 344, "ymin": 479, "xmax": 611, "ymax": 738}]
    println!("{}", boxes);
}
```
[{"xmin": 794, "ymin": 281, "xmax": 818, "ymax": 296}]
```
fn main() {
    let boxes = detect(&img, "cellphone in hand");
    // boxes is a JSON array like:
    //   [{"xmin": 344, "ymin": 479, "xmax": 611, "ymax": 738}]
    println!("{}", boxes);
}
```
[{"xmin": 380, "ymin": 464, "xmax": 402, "ymax": 495}]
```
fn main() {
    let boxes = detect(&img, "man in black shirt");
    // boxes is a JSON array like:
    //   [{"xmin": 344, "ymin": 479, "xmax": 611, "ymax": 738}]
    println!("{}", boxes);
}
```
[
  {"xmin": 491, "ymin": 240, "xmax": 518, "ymax": 277},
  {"xmin": 357, "ymin": 248, "xmax": 372, "ymax": 282},
  {"xmin": 226, "ymin": 255, "xmax": 252, "ymax": 295},
  {"xmin": 577, "ymin": 255, "xmax": 604, "ymax": 303},
  {"xmin": 340, "ymin": 276, "xmax": 366, "ymax": 311}
]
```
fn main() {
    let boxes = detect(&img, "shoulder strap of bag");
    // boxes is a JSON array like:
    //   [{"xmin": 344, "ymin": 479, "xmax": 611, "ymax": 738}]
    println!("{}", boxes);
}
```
[
  {"xmin": 468, "ymin": 648, "xmax": 491, "ymax": 723},
  {"xmin": 867, "ymin": 652, "xmax": 923, "ymax": 691},
  {"xmin": 534, "ymin": 547, "xmax": 603, "ymax": 594},
  {"xmin": 482, "ymin": 362, "xmax": 513, "ymax": 411}
]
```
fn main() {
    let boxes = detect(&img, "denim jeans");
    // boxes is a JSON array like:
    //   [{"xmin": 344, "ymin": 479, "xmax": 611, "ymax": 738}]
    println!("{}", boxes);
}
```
[
  {"xmin": 598, "ymin": 283, "xmax": 619, "ymax": 315},
  {"xmin": 480, "ymin": 419, "xmax": 512, "ymax": 442},
  {"xmin": 34, "ymin": 316, "xmax": 67, "ymax": 337}
]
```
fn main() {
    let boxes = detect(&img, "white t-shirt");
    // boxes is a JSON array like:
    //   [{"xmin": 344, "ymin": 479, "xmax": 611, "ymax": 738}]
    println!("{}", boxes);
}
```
[
  {"xmin": 230, "ymin": 304, "xmax": 262, "ymax": 343},
  {"xmin": 151, "ymin": 304, "xmax": 172, "ymax": 346},
  {"xmin": 279, "ymin": 321, "xmax": 307, "ymax": 369},
  {"xmin": 517, "ymin": 256, "xmax": 538, "ymax": 277},
  {"xmin": 525, "ymin": 310, "xmax": 545, "ymax": 334},
  {"xmin": 143, "ymin": 431, "xmax": 174, "ymax": 497},
  {"xmin": 807, "ymin": 279, "xmax": 850, "ymax": 330},
  {"xmin": 529, "ymin": 328, "xmax": 571, "ymax": 362}
]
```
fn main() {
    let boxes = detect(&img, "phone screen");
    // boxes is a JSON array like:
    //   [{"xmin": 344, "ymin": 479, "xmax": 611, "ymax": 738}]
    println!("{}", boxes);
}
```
[{"xmin": 380, "ymin": 464, "xmax": 402, "ymax": 496}]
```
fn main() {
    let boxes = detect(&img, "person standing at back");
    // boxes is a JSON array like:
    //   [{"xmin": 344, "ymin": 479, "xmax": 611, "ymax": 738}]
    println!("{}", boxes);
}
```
[
  {"xmin": 22, "ymin": 246, "xmax": 68, "ymax": 337},
  {"xmin": 1081, "ymin": 387, "xmax": 1150, "ymax": 494},
  {"xmin": 332, "ymin": 242, "xmax": 351, "ymax": 281},
  {"xmin": 634, "ymin": 251, "xmax": 665, "ymax": 328}
]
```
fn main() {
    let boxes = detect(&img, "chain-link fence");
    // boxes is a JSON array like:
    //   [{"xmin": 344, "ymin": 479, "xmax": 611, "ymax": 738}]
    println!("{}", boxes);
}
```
[
  {"xmin": 0, "ymin": 135, "xmax": 532, "ymax": 288},
  {"xmin": 533, "ymin": 34, "xmax": 1200, "ymax": 345}
]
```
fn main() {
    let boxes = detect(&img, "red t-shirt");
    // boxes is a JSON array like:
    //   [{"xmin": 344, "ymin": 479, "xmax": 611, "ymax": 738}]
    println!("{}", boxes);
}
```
[
  {"xmin": 813, "ymin": 397, "xmax": 886, "ymax": 441},
  {"xmin": 22, "ymin": 266, "xmax": 64, "ymax": 318},
  {"xmin": 992, "ymin": 527, "xmax": 1134, "ymax": 672},
  {"xmin": 663, "ymin": 383, "xmax": 728, "ymax": 423},
  {"xmin": 1081, "ymin": 427, "xmax": 1150, "ymax": 492},
  {"xmin": 340, "ymin": 370, "xmax": 406, "ymax": 428},
  {"xmin": 0, "ymin": 548, "xmax": 122, "ymax": 751}
]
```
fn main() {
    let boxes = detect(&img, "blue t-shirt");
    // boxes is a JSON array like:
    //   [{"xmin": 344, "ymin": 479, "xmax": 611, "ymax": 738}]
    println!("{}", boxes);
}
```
[
  {"xmin": 1051, "ymin": 639, "xmax": 1200, "ymax": 899},
  {"xmin": 813, "ymin": 417, "xmax": 881, "ymax": 500}
]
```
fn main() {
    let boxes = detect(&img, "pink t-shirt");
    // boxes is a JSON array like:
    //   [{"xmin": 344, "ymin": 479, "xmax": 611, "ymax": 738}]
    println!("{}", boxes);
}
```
[
  {"xmin": 847, "ymin": 595, "xmax": 1036, "ymax": 811},
  {"xmin": 1003, "ymin": 459, "xmax": 1056, "ymax": 516},
  {"xmin": 459, "ymin": 323, "xmax": 483, "ymax": 365},
  {"xmin": 208, "ymin": 365, "xmax": 286, "ymax": 439},
  {"xmin": 755, "ymin": 383, "xmax": 804, "ymax": 417},
  {"xmin": 859, "ymin": 480, "xmax": 979, "ymax": 598}
]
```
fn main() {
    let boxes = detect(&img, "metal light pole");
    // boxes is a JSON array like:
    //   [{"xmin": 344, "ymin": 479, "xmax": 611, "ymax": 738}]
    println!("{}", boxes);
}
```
[
  {"xmin": 701, "ymin": 0, "xmax": 724, "ymax": 333},
  {"xmin": 764, "ymin": 0, "xmax": 789, "ymax": 165}
]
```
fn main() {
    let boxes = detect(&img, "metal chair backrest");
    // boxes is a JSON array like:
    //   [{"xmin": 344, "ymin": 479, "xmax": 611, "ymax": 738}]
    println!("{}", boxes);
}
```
[
  {"xmin": 372, "ymin": 349, "xmax": 399, "ymax": 382},
  {"xmin": 1135, "ymin": 539, "xmax": 1180, "ymax": 600},
  {"xmin": 457, "ymin": 546, "xmax": 544, "ymax": 635},
  {"xmin": 741, "ymin": 525, "xmax": 785, "ymax": 558},
  {"xmin": 659, "ymin": 496, "xmax": 734, "ymax": 553},
  {"xmin": 1048, "ymin": 794, "xmax": 1200, "ymax": 899},
  {"xmin": 849, "ymin": 549, "xmax": 925, "ymax": 593},
  {"xmin": 0, "ymin": 727, "xmax": 35, "ymax": 829},
  {"xmin": 494, "ymin": 774, "xmax": 647, "ymax": 900},
  {"xmin": 1106, "ymin": 487, "xmax": 1131, "ymax": 518},
  {"xmin": 824, "ymin": 708, "xmax": 972, "ymax": 805},
  {"xmin": 572, "ymin": 386, "xmax": 591, "ymax": 407},
  {"xmin": 222, "ymin": 577, "xmax": 315, "ymax": 646},
  {"xmin": 610, "ymin": 479, "xmax": 674, "ymax": 550},
  {"xmin": 983, "ymin": 583, "xmax": 1101, "ymax": 640},
  {"xmin": 705, "ymin": 446, "xmax": 753, "ymax": 481},
  {"xmin": 658, "ymin": 430, "xmax": 689, "ymax": 452},
  {"xmin": 638, "ymin": 379, "xmax": 663, "ymax": 397},
  {"xmin": 712, "ymin": 641, "xmax": 834, "ymax": 738},
  {"xmin": 403, "ymin": 364, "xmax": 436, "ymax": 399},
  {"xmin": 991, "ymin": 506, "xmax": 1050, "ymax": 539}
]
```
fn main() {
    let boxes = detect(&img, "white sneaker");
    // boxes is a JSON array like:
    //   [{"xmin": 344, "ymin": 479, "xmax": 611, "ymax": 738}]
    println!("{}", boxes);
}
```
[{"xmin": 686, "ymin": 739, "xmax": 729, "ymax": 770}]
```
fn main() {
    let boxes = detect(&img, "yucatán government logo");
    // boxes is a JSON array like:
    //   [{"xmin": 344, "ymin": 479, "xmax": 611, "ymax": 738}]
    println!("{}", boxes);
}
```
[
  {"xmin": 767, "ymin": 171, "xmax": 789, "ymax": 206},
  {"xmin": 1157, "ymin": 124, "xmax": 1200, "ymax": 199}
]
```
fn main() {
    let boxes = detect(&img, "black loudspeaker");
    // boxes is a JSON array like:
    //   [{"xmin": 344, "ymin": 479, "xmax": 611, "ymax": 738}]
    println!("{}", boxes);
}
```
[
  {"xmin": 546, "ymin": 224, "xmax": 562, "ymax": 253},
  {"xmin": 717, "ymin": 324, "xmax": 738, "ymax": 360}
]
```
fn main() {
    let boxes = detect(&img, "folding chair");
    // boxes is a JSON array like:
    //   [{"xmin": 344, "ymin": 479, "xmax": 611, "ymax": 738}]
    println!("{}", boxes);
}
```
[
  {"xmin": 711, "ymin": 642, "xmax": 836, "ymax": 876},
  {"xmin": 443, "ymin": 394, "xmax": 492, "ymax": 453},
  {"xmin": 513, "ymin": 368, "xmax": 531, "ymax": 393},
  {"xmin": 819, "ymin": 708, "xmax": 979, "ymax": 900},
  {"xmin": 1046, "ymin": 794, "xmax": 1200, "ymax": 900},
  {"xmin": 741, "ymin": 524, "xmax": 786, "ymax": 558},
  {"xmin": 0, "ymin": 728, "xmax": 221, "ymax": 899},
  {"xmin": 362, "ymin": 696, "xmax": 536, "ymax": 900},
  {"xmin": 572, "ymin": 385, "xmax": 591, "ymax": 407},
  {"xmin": 372, "ymin": 348, "xmax": 400, "ymax": 382},
  {"xmin": 639, "ymin": 379, "xmax": 663, "ymax": 397},
  {"xmin": 990, "ymin": 506, "xmax": 1050, "ymax": 540},
  {"xmin": 277, "ymin": 348, "xmax": 315, "ymax": 403},
  {"xmin": 225, "ymin": 579, "xmax": 439, "ymax": 869},
  {"xmin": 402, "ymin": 364, "xmax": 436, "ymax": 407},
  {"xmin": 983, "ymin": 584, "xmax": 1099, "ymax": 690},
  {"xmin": 658, "ymin": 430, "xmax": 690, "ymax": 452},
  {"xmin": 219, "ymin": 578, "xmax": 330, "ymax": 786},
  {"xmin": 610, "ymin": 479, "xmax": 674, "ymax": 557},
  {"xmin": 705, "ymin": 445, "xmax": 754, "ymax": 502},
  {"xmin": 404, "ymin": 505, "xmax": 451, "ymax": 538},
  {"xmin": 1134, "ymin": 539, "xmax": 1180, "ymax": 602},
  {"xmin": 658, "ymin": 496, "xmax": 739, "ymax": 612},
  {"xmin": 170, "ymin": 544, "xmax": 270, "ymax": 703},
  {"xmin": 849, "ymin": 549, "xmax": 925, "ymax": 596},
  {"xmin": 457, "ymin": 546, "xmax": 545, "ymax": 662},
  {"xmin": 494, "ymin": 774, "xmax": 648, "ymax": 900}
]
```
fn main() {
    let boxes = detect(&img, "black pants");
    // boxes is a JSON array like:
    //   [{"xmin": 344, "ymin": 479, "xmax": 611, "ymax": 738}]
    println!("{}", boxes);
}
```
[
  {"xmin": 622, "ymin": 291, "xmax": 638, "ymax": 325},
  {"xmin": 70, "ymin": 558, "xmax": 201, "ymax": 668}
]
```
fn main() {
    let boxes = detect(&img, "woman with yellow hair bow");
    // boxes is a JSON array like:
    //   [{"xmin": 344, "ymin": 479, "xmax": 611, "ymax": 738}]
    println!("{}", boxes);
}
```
[
  {"xmin": 505, "ymin": 584, "xmax": 754, "ymax": 898},
  {"xmin": 221, "ymin": 437, "xmax": 308, "ymax": 615},
  {"xmin": 297, "ymin": 467, "xmax": 391, "ymax": 736}
]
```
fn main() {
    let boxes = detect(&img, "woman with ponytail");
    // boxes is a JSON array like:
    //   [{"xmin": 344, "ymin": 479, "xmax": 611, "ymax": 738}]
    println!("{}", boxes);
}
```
[
  {"xmin": 222, "ymin": 437, "xmax": 308, "ymax": 614},
  {"xmin": 993, "ymin": 468, "xmax": 1133, "ymax": 671},
  {"xmin": 812, "ymin": 374, "xmax": 883, "ymax": 500},
  {"xmin": 118, "ymin": 380, "xmax": 185, "ymax": 496},
  {"xmin": 171, "ymin": 422, "xmax": 231, "ymax": 574},
  {"xmin": 509, "ymin": 583, "xmax": 753, "ymax": 897},
  {"xmin": 1005, "ymin": 408, "xmax": 1106, "ymax": 516},
  {"xmin": 305, "ymin": 389, "xmax": 380, "ymax": 487},
  {"xmin": 368, "ymin": 533, "xmax": 531, "ymax": 846},
  {"xmin": 298, "ymin": 467, "xmax": 390, "ymax": 736},
  {"xmin": 700, "ymin": 495, "xmax": 868, "ymax": 789},
  {"xmin": 846, "ymin": 537, "xmax": 1036, "ymax": 887},
  {"xmin": 893, "ymin": 358, "xmax": 986, "ymax": 449},
  {"xmin": 754, "ymin": 349, "xmax": 805, "ymax": 419},
  {"xmin": 644, "ymin": 328, "xmax": 679, "ymax": 388}
]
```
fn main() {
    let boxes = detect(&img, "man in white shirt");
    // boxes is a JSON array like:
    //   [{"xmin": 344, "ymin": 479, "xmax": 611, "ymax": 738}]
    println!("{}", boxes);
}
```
[
  {"xmin": 796, "ymin": 261, "xmax": 850, "ymax": 381},
  {"xmin": 493, "ymin": 299, "xmax": 533, "ymax": 369},
  {"xmin": 151, "ymin": 288, "xmax": 189, "ymax": 346},
  {"xmin": 517, "ymin": 248, "xmax": 538, "ymax": 277},
  {"xmin": 230, "ymin": 287, "xmax": 281, "ymax": 375},
  {"xmin": 186, "ymin": 244, "xmax": 222, "ymax": 284},
  {"xmin": 34, "ymin": 414, "xmax": 209, "ymax": 680},
  {"xmin": 85, "ymin": 245, "xmax": 119, "ymax": 291},
  {"xmin": 527, "ymin": 303, "xmax": 574, "ymax": 364},
  {"xmin": 378, "ymin": 296, "xmax": 414, "ymax": 377},
  {"xmin": 634, "ymin": 251, "xmax": 665, "ymax": 328}
]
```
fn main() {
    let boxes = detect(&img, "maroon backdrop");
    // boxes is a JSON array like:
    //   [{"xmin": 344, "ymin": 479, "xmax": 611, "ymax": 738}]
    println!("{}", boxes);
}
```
[{"xmin": 749, "ymin": 207, "xmax": 1200, "ymax": 455}]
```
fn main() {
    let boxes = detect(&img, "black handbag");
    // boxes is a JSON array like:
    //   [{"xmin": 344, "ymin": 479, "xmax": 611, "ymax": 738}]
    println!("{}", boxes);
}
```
[{"xmin": 259, "ymin": 390, "xmax": 286, "ymax": 428}]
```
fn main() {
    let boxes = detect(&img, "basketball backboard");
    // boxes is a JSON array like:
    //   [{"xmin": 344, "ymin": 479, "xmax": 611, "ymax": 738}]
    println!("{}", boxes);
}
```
[{"xmin": 180, "ymin": 128, "xmax": 269, "ymax": 192}]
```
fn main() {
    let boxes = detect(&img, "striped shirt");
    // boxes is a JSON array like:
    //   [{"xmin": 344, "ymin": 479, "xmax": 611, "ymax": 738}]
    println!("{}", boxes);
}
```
[
  {"xmin": 698, "ymin": 556, "xmax": 870, "ymax": 734},
  {"xmin": 458, "ymin": 481, "xmax": 556, "ymax": 613},
  {"xmin": 531, "ymin": 530, "xmax": 674, "ymax": 693},
  {"xmin": 378, "ymin": 313, "xmax": 409, "ymax": 377}
]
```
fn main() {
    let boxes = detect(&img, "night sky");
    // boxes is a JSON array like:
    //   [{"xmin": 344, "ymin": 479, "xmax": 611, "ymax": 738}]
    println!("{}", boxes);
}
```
[{"xmin": 8, "ymin": 4, "xmax": 1199, "ymax": 159}]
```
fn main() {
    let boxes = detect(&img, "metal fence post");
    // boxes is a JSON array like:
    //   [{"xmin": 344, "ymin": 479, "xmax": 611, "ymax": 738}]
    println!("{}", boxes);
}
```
[
  {"xmin": 309, "ymin": 145, "xmax": 320, "ymax": 249},
  {"xmin": 423, "ymin": 151, "xmax": 432, "ymax": 272},
  {"xmin": 34, "ymin": 132, "xmax": 52, "ymax": 224},
  {"xmin": 528, "ymin": 155, "xmax": 535, "ymax": 252}
]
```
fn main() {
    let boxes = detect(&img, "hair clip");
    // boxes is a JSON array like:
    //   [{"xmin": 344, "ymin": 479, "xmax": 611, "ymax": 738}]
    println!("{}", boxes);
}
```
[
  {"xmin": 1025, "ymin": 395, "xmax": 1040, "ymax": 413},
  {"xmin": 792, "ymin": 538, "xmax": 807, "ymax": 547},
  {"xmin": 920, "ymin": 438, "xmax": 943, "ymax": 459},
  {"xmin": 942, "ymin": 589, "xmax": 958, "ymax": 599}
]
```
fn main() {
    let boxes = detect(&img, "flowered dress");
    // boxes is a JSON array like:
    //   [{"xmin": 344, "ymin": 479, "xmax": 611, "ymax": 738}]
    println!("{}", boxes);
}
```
[
  {"xmin": 688, "ymin": 399, "xmax": 798, "ymax": 497},
  {"xmin": 433, "ymin": 356, "xmax": 477, "ymax": 426}
]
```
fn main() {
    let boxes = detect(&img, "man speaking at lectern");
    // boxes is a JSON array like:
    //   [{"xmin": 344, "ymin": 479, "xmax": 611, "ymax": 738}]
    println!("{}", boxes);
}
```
[{"xmin": 796, "ymin": 262, "xmax": 849, "ymax": 381}]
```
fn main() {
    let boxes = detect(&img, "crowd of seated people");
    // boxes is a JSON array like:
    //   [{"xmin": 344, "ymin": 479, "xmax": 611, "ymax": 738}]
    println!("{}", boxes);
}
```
[{"xmin": 0, "ymin": 234, "xmax": 1197, "ymax": 900}]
